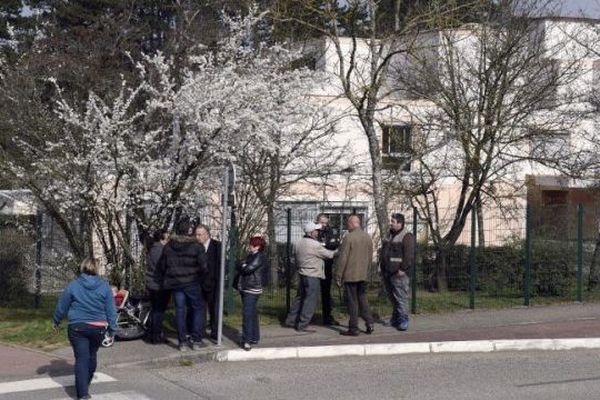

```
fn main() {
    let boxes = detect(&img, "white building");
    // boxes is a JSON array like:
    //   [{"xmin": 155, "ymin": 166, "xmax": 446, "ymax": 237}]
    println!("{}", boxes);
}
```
[{"xmin": 275, "ymin": 16, "xmax": 600, "ymax": 245}]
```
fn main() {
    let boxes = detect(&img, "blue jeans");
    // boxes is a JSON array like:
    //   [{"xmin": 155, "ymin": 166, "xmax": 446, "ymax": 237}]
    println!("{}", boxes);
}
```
[
  {"xmin": 241, "ymin": 293, "xmax": 260, "ymax": 343},
  {"xmin": 285, "ymin": 275, "xmax": 320, "ymax": 329},
  {"xmin": 384, "ymin": 271, "xmax": 410, "ymax": 326},
  {"xmin": 68, "ymin": 323, "xmax": 105, "ymax": 399},
  {"xmin": 173, "ymin": 284, "xmax": 205, "ymax": 344}
]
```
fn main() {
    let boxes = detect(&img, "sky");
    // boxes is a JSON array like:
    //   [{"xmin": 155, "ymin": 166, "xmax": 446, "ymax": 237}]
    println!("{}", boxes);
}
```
[{"xmin": 561, "ymin": 0, "xmax": 600, "ymax": 17}]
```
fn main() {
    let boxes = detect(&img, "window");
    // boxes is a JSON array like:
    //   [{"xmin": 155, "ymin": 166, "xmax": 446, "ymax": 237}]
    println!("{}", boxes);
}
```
[
  {"xmin": 381, "ymin": 124, "xmax": 412, "ymax": 172},
  {"xmin": 536, "ymin": 59, "xmax": 560, "ymax": 109}
]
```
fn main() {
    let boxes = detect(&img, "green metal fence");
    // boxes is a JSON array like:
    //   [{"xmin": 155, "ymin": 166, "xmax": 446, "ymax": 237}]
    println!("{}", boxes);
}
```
[{"xmin": 243, "ymin": 202, "xmax": 599, "ymax": 324}]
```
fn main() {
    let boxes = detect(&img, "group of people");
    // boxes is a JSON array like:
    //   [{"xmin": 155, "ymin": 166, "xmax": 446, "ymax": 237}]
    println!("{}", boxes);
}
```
[
  {"xmin": 144, "ymin": 218, "xmax": 267, "ymax": 352},
  {"xmin": 285, "ymin": 212, "xmax": 415, "ymax": 336},
  {"xmin": 51, "ymin": 212, "xmax": 414, "ymax": 400}
]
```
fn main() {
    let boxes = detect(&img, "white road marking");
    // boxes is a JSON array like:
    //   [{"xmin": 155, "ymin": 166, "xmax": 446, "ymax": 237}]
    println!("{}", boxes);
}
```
[
  {"xmin": 0, "ymin": 372, "xmax": 116, "ymax": 394},
  {"xmin": 52, "ymin": 390, "xmax": 153, "ymax": 400}
]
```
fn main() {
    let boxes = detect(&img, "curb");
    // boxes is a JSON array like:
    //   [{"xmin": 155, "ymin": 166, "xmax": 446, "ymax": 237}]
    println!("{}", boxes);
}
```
[{"xmin": 213, "ymin": 338, "xmax": 600, "ymax": 362}]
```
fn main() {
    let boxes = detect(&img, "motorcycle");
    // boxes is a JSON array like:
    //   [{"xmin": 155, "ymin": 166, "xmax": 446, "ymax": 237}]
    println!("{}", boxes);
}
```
[{"xmin": 102, "ymin": 290, "xmax": 151, "ymax": 347}]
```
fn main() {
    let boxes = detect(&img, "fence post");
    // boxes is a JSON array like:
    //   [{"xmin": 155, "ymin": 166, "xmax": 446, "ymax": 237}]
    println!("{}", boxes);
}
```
[
  {"xmin": 34, "ymin": 210, "xmax": 43, "ymax": 309},
  {"xmin": 286, "ymin": 208, "xmax": 292, "ymax": 314},
  {"xmin": 469, "ymin": 204, "xmax": 477, "ymax": 310},
  {"xmin": 225, "ymin": 210, "xmax": 237, "ymax": 315},
  {"xmin": 577, "ymin": 203, "xmax": 583, "ymax": 303},
  {"xmin": 524, "ymin": 204, "xmax": 532, "ymax": 306},
  {"xmin": 411, "ymin": 207, "xmax": 417, "ymax": 314}
]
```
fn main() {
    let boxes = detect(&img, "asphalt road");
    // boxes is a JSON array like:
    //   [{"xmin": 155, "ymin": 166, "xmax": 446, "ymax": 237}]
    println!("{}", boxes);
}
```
[
  {"xmin": 3, "ymin": 350, "xmax": 600, "ymax": 399},
  {"xmin": 156, "ymin": 350, "xmax": 600, "ymax": 400}
]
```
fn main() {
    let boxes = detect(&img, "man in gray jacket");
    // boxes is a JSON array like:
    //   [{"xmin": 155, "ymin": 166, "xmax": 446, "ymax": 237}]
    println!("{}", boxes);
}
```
[
  {"xmin": 380, "ymin": 213, "xmax": 415, "ymax": 331},
  {"xmin": 285, "ymin": 222, "xmax": 336, "ymax": 332}
]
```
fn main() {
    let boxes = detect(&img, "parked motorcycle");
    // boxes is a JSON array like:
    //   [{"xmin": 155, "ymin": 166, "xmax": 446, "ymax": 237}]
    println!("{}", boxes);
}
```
[{"xmin": 102, "ymin": 290, "xmax": 151, "ymax": 347}]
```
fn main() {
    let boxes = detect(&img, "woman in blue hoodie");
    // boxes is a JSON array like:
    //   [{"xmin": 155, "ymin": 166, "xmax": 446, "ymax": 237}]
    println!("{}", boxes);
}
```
[{"xmin": 53, "ymin": 258, "xmax": 117, "ymax": 400}]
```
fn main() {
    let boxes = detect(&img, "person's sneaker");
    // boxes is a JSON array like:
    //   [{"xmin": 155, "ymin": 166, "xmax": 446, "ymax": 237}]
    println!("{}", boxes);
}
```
[
  {"xmin": 178, "ymin": 343, "xmax": 189, "ymax": 352},
  {"xmin": 241, "ymin": 342, "xmax": 252, "ymax": 351},
  {"xmin": 398, "ymin": 320, "xmax": 409, "ymax": 331},
  {"xmin": 78, "ymin": 396, "xmax": 91, "ymax": 400},
  {"xmin": 365, "ymin": 324, "xmax": 374, "ymax": 335},
  {"xmin": 192, "ymin": 341, "xmax": 207, "ymax": 350}
]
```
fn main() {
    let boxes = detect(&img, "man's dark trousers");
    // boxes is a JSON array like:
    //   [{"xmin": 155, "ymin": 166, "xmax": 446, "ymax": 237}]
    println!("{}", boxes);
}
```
[
  {"xmin": 343, "ymin": 281, "xmax": 373, "ymax": 333},
  {"xmin": 320, "ymin": 260, "xmax": 335, "ymax": 323},
  {"xmin": 202, "ymin": 287, "xmax": 218, "ymax": 337},
  {"xmin": 286, "ymin": 275, "xmax": 321, "ymax": 329}
]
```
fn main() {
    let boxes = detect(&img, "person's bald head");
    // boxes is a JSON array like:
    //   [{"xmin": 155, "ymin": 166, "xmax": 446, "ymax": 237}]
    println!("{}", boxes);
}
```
[{"xmin": 347, "ymin": 215, "xmax": 362, "ymax": 231}]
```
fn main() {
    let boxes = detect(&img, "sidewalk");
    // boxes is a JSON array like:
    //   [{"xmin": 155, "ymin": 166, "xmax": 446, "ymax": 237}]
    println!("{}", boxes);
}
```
[{"xmin": 3, "ymin": 302, "xmax": 600, "ymax": 375}]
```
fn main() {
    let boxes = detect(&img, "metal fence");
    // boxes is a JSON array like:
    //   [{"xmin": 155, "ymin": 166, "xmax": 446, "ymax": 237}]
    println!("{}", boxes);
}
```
[
  {"xmin": 249, "ymin": 202, "xmax": 600, "ymax": 323},
  {"xmin": 3, "ymin": 201, "xmax": 598, "ymax": 324}
]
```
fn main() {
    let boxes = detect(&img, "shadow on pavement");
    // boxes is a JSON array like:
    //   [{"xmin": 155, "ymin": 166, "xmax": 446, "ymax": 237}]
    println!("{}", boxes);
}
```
[{"xmin": 36, "ymin": 358, "xmax": 77, "ymax": 399}]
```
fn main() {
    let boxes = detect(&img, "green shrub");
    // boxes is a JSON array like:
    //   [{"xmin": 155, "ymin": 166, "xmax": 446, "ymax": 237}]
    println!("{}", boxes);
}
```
[
  {"xmin": 424, "ymin": 239, "xmax": 580, "ymax": 298},
  {"xmin": 0, "ymin": 228, "xmax": 33, "ymax": 304}
]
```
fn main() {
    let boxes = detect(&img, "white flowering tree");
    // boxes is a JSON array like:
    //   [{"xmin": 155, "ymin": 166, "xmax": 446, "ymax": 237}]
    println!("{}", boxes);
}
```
[{"xmin": 0, "ymin": 10, "xmax": 339, "ymax": 286}]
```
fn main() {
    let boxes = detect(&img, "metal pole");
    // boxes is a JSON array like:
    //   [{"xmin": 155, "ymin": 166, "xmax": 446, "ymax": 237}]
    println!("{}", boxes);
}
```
[
  {"xmin": 217, "ymin": 166, "xmax": 229, "ymax": 346},
  {"xmin": 469, "ymin": 205, "xmax": 476, "ymax": 310},
  {"xmin": 524, "ymin": 204, "xmax": 532, "ymax": 307},
  {"xmin": 34, "ymin": 210, "xmax": 43, "ymax": 309},
  {"xmin": 226, "ymin": 210, "xmax": 237, "ymax": 315},
  {"xmin": 286, "ymin": 208, "xmax": 292, "ymax": 314},
  {"xmin": 577, "ymin": 203, "xmax": 583, "ymax": 302},
  {"xmin": 411, "ymin": 207, "xmax": 417, "ymax": 315}
]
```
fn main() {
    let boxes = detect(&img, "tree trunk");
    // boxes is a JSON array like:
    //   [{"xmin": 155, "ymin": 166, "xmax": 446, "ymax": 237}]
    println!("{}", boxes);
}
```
[
  {"xmin": 435, "ymin": 247, "xmax": 449, "ymax": 292},
  {"xmin": 476, "ymin": 196, "xmax": 485, "ymax": 247},
  {"xmin": 361, "ymin": 112, "xmax": 388, "ymax": 236},
  {"xmin": 266, "ymin": 207, "xmax": 279, "ymax": 287}
]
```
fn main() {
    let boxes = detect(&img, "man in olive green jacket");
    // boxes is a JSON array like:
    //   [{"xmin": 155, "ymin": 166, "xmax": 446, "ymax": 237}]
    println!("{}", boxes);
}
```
[{"xmin": 335, "ymin": 215, "xmax": 374, "ymax": 336}]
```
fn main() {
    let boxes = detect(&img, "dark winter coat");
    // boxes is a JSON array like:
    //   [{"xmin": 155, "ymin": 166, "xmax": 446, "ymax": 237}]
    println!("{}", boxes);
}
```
[
  {"xmin": 236, "ymin": 251, "xmax": 267, "ymax": 294},
  {"xmin": 146, "ymin": 242, "xmax": 164, "ymax": 291},
  {"xmin": 201, "ymin": 239, "xmax": 222, "ymax": 293},
  {"xmin": 158, "ymin": 235, "xmax": 207, "ymax": 290}
]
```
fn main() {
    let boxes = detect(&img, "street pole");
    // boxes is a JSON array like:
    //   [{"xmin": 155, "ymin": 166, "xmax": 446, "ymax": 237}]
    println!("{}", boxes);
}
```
[
  {"xmin": 577, "ymin": 204, "xmax": 583, "ymax": 303},
  {"xmin": 217, "ymin": 165, "xmax": 229, "ymax": 346},
  {"xmin": 411, "ymin": 207, "xmax": 417, "ymax": 315},
  {"xmin": 469, "ymin": 205, "xmax": 476, "ymax": 310},
  {"xmin": 34, "ymin": 210, "xmax": 43, "ymax": 308}
]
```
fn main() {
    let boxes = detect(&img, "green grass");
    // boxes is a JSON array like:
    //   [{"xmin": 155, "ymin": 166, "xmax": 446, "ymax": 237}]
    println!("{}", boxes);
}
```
[{"xmin": 0, "ymin": 295, "xmax": 69, "ymax": 351}]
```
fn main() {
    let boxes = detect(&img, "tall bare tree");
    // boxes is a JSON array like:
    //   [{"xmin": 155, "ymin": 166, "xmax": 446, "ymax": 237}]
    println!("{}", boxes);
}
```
[{"xmin": 390, "ymin": 0, "xmax": 589, "ymax": 289}]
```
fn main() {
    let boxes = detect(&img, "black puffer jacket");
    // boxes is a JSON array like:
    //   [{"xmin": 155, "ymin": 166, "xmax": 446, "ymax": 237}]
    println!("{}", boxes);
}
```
[
  {"xmin": 158, "ymin": 235, "xmax": 207, "ymax": 290},
  {"xmin": 237, "ymin": 251, "xmax": 267, "ymax": 294}
]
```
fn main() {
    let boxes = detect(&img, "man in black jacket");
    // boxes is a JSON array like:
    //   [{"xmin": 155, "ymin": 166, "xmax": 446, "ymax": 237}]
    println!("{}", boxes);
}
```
[
  {"xmin": 317, "ymin": 214, "xmax": 340, "ymax": 325},
  {"xmin": 158, "ymin": 218, "xmax": 207, "ymax": 351},
  {"xmin": 194, "ymin": 224, "xmax": 222, "ymax": 341}
]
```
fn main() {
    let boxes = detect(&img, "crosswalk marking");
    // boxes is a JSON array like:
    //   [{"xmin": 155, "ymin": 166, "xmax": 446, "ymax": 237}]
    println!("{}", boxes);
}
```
[
  {"xmin": 52, "ymin": 390, "xmax": 152, "ymax": 400},
  {"xmin": 0, "ymin": 372, "xmax": 116, "ymax": 394}
]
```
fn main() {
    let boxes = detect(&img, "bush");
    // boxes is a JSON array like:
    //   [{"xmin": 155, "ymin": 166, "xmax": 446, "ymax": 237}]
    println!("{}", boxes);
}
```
[
  {"xmin": 0, "ymin": 228, "xmax": 33, "ymax": 304},
  {"xmin": 426, "ymin": 239, "xmax": 580, "ymax": 298}
]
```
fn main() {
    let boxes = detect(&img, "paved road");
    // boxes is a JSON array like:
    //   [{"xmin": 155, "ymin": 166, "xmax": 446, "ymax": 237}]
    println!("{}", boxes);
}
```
[
  {"xmin": 3, "ymin": 350, "xmax": 600, "ymax": 399},
  {"xmin": 154, "ymin": 350, "xmax": 600, "ymax": 400}
]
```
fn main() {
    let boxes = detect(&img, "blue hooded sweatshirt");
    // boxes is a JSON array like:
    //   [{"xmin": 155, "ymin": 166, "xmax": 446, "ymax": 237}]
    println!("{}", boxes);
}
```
[{"xmin": 53, "ymin": 273, "xmax": 118, "ymax": 334}]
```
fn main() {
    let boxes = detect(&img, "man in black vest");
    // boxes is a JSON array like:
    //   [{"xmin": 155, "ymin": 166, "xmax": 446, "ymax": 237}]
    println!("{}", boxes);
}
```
[
  {"xmin": 317, "ymin": 213, "xmax": 340, "ymax": 325},
  {"xmin": 195, "ymin": 224, "xmax": 222, "ymax": 341},
  {"xmin": 379, "ymin": 213, "xmax": 415, "ymax": 331}
]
